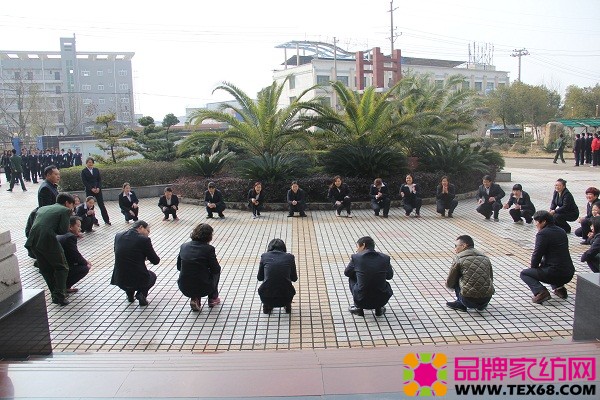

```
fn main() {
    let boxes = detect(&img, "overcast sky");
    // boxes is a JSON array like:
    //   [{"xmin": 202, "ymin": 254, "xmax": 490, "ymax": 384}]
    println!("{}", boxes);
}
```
[{"xmin": 1, "ymin": 0, "xmax": 598, "ymax": 120}]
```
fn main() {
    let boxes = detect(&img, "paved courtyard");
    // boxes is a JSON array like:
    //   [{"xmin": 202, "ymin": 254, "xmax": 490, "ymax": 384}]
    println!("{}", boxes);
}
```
[{"xmin": 1, "ymin": 158, "xmax": 596, "ymax": 353}]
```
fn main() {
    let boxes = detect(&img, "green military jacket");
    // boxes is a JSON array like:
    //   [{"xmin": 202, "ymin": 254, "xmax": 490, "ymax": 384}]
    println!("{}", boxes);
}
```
[
  {"xmin": 24, "ymin": 203, "xmax": 71, "ymax": 253},
  {"xmin": 9, "ymin": 154, "xmax": 23, "ymax": 174}
]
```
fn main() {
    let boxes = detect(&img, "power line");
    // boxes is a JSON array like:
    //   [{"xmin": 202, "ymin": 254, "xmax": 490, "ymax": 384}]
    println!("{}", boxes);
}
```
[{"xmin": 511, "ymin": 48, "xmax": 530, "ymax": 82}]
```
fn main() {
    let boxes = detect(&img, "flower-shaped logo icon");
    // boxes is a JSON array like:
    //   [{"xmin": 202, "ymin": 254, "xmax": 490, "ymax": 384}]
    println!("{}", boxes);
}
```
[{"xmin": 403, "ymin": 352, "xmax": 448, "ymax": 396}]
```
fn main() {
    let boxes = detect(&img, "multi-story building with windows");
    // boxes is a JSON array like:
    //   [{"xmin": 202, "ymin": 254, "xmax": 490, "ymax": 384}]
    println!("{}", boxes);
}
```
[{"xmin": 0, "ymin": 36, "xmax": 134, "ymax": 137}]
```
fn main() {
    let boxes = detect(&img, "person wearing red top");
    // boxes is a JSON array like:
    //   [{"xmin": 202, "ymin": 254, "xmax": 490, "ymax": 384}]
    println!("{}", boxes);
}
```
[{"xmin": 591, "ymin": 133, "xmax": 600, "ymax": 167}]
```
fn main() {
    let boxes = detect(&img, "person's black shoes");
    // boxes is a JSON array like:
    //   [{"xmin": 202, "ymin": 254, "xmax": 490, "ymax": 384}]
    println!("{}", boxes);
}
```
[
  {"xmin": 300, "ymin": 213, "xmax": 307, "ymax": 217},
  {"xmin": 532, "ymin": 289, "xmax": 551, "ymax": 304},
  {"xmin": 553, "ymin": 287, "xmax": 568, "ymax": 299},
  {"xmin": 285, "ymin": 303, "xmax": 292, "ymax": 314},
  {"xmin": 218, "ymin": 213, "xmax": 225, "ymax": 219},
  {"xmin": 135, "ymin": 292, "xmax": 148, "ymax": 306},
  {"xmin": 348, "ymin": 305, "xmax": 364, "ymax": 317},
  {"xmin": 52, "ymin": 297, "xmax": 70, "ymax": 306},
  {"xmin": 446, "ymin": 301, "xmax": 467, "ymax": 312},
  {"xmin": 263, "ymin": 304, "xmax": 272, "ymax": 314},
  {"xmin": 206, "ymin": 215, "xmax": 214, "ymax": 219},
  {"xmin": 126, "ymin": 290, "xmax": 135, "ymax": 303},
  {"xmin": 375, "ymin": 307, "xmax": 386, "ymax": 316}
]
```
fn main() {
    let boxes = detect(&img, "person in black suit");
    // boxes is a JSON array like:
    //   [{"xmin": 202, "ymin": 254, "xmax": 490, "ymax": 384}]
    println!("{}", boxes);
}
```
[
  {"xmin": 111, "ymin": 220, "xmax": 160, "ymax": 306},
  {"xmin": 177, "ymin": 223, "xmax": 221, "ymax": 311},
  {"xmin": 580, "ymin": 216, "xmax": 600, "ymax": 273},
  {"xmin": 399, "ymin": 173, "xmax": 422, "ymax": 217},
  {"xmin": 81, "ymin": 157, "xmax": 111, "ymax": 225},
  {"xmin": 66, "ymin": 149, "xmax": 74, "ymax": 168},
  {"xmin": 257, "ymin": 238, "xmax": 298, "ymax": 314},
  {"xmin": 57, "ymin": 216, "xmax": 91, "ymax": 293},
  {"xmin": 287, "ymin": 181, "xmax": 307, "ymax": 217},
  {"xmin": 204, "ymin": 181, "xmax": 226, "ymax": 219},
  {"xmin": 29, "ymin": 150, "xmax": 39, "ymax": 183},
  {"xmin": 520, "ymin": 211, "xmax": 575, "ymax": 303},
  {"xmin": 76, "ymin": 196, "xmax": 98, "ymax": 233},
  {"xmin": 21, "ymin": 149, "xmax": 30, "ymax": 182},
  {"xmin": 436, "ymin": 176, "xmax": 458, "ymax": 217},
  {"xmin": 158, "ymin": 186, "xmax": 179, "ymax": 220},
  {"xmin": 328, "ymin": 175, "xmax": 352, "ymax": 218},
  {"xmin": 502, "ymin": 184, "xmax": 536, "ymax": 224},
  {"xmin": 573, "ymin": 134, "xmax": 582, "ymax": 166},
  {"xmin": 369, "ymin": 178, "xmax": 391, "ymax": 218},
  {"xmin": 549, "ymin": 178, "xmax": 579, "ymax": 233},
  {"xmin": 585, "ymin": 132, "xmax": 593, "ymax": 164},
  {"xmin": 73, "ymin": 149, "xmax": 83, "ymax": 167},
  {"xmin": 248, "ymin": 181, "xmax": 265, "ymax": 219},
  {"xmin": 118, "ymin": 182, "xmax": 139, "ymax": 222},
  {"xmin": 574, "ymin": 187, "xmax": 600, "ymax": 244},
  {"xmin": 476, "ymin": 175, "xmax": 505, "ymax": 221},
  {"xmin": 38, "ymin": 165, "xmax": 60, "ymax": 207},
  {"xmin": 344, "ymin": 236, "xmax": 394, "ymax": 317}
]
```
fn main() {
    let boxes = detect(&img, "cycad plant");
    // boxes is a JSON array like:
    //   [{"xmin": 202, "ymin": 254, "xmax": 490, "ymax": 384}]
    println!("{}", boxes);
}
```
[{"xmin": 182, "ymin": 141, "xmax": 236, "ymax": 177}]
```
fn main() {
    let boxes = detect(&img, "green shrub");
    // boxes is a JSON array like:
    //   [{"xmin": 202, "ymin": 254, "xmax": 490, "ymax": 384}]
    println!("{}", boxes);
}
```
[
  {"xmin": 182, "ymin": 150, "xmax": 236, "ymax": 177},
  {"xmin": 58, "ymin": 160, "xmax": 188, "ymax": 191},
  {"xmin": 322, "ymin": 145, "xmax": 407, "ymax": 179},
  {"xmin": 516, "ymin": 146, "xmax": 529, "ymax": 154},
  {"xmin": 236, "ymin": 153, "xmax": 311, "ymax": 184},
  {"xmin": 415, "ymin": 141, "xmax": 489, "ymax": 174}
]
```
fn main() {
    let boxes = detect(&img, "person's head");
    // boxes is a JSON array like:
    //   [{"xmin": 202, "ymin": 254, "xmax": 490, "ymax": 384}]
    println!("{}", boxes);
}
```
[
  {"xmin": 67, "ymin": 149, "xmax": 72, "ymax": 154},
  {"xmin": 374, "ymin": 178, "xmax": 383, "ymax": 187},
  {"xmin": 291, "ymin": 181, "xmax": 299, "ymax": 192},
  {"xmin": 591, "ymin": 216, "xmax": 600, "ymax": 236},
  {"xmin": 122, "ymin": 182, "xmax": 131, "ymax": 194},
  {"xmin": 332, "ymin": 175, "xmax": 342, "ymax": 188},
  {"xmin": 208, "ymin": 182, "xmax": 216, "ymax": 194},
  {"xmin": 73, "ymin": 194, "xmax": 81, "ymax": 207},
  {"xmin": 405, "ymin": 174, "xmax": 414, "ymax": 184},
  {"xmin": 576, "ymin": 133, "xmax": 581, "ymax": 138},
  {"xmin": 68, "ymin": 216, "xmax": 82, "ymax": 235},
  {"xmin": 440, "ymin": 176, "xmax": 449, "ymax": 186},
  {"xmin": 164, "ymin": 186, "xmax": 173, "ymax": 199},
  {"xmin": 533, "ymin": 210, "xmax": 555, "ymax": 231},
  {"xmin": 44, "ymin": 165, "xmax": 60, "ymax": 184},
  {"xmin": 132, "ymin": 220, "xmax": 150, "ymax": 237},
  {"xmin": 56, "ymin": 193, "xmax": 75, "ymax": 209},
  {"xmin": 267, "ymin": 238, "xmax": 287, "ymax": 252},
  {"xmin": 356, "ymin": 236, "xmax": 375, "ymax": 251},
  {"xmin": 454, "ymin": 235, "xmax": 475, "ymax": 253},
  {"xmin": 593, "ymin": 202, "xmax": 600, "ymax": 217},
  {"xmin": 555, "ymin": 178, "xmax": 567, "ymax": 193},
  {"xmin": 585, "ymin": 187, "xmax": 600, "ymax": 203},
  {"xmin": 85, "ymin": 157, "xmax": 94, "ymax": 167},
  {"xmin": 254, "ymin": 181, "xmax": 262, "ymax": 191},
  {"xmin": 85, "ymin": 196, "xmax": 96, "ymax": 208},
  {"xmin": 482, "ymin": 175, "xmax": 493, "ymax": 188},
  {"xmin": 190, "ymin": 223, "xmax": 213, "ymax": 243},
  {"xmin": 11, "ymin": 149, "xmax": 16, "ymax": 155},
  {"xmin": 512, "ymin": 183, "xmax": 523, "ymax": 196}
]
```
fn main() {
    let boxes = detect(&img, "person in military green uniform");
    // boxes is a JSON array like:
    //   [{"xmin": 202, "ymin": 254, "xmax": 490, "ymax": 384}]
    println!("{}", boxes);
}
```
[
  {"xmin": 25, "ymin": 193, "xmax": 75, "ymax": 306},
  {"xmin": 8, "ymin": 149, "xmax": 27, "ymax": 191},
  {"xmin": 553, "ymin": 134, "xmax": 567, "ymax": 164}
]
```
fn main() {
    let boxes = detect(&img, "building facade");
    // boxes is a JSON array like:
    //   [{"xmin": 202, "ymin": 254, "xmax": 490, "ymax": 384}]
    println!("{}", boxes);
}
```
[{"xmin": 0, "ymin": 36, "xmax": 135, "ymax": 138}]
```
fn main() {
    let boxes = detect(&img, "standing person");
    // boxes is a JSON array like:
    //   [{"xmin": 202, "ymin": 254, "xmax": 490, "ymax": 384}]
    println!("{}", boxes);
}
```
[
  {"xmin": 24, "ymin": 193, "xmax": 75, "ymax": 306},
  {"xmin": 549, "ymin": 178, "xmax": 579, "ymax": 233},
  {"xmin": 520, "ymin": 211, "xmax": 574, "ymax": 303},
  {"xmin": 177, "ymin": 223, "xmax": 222, "ymax": 312},
  {"xmin": 158, "ymin": 186, "xmax": 179, "ymax": 221},
  {"xmin": 573, "ymin": 134, "xmax": 583, "ymax": 166},
  {"xmin": 575, "ymin": 187, "xmax": 600, "ymax": 244},
  {"xmin": 118, "ymin": 182, "xmax": 140, "ymax": 223},
  {"xmin": 57, "ymin": 216, "xmax": 92, "ymax": 293},
  {"xmin": 286, "ymin": 181, "xmax": 307, "ymax": 217},
  {"xmin": 553, "ymin": 133, "xmax": 566, "ymax": 164},
  {"xmin": 81, "ymin": 157, "xmax": 111, "ymax": 225},
  {"xmin": 29, "ymin": 150, "xmax": 39, "ymax": 184},
  {"xmin": 66, "ymin": 149, "xmax": 74, "ymax": 168},
  {"xmin": 328, "ymin": 176, "xmax": 352, "ymax": 218},
  {"xmin": 76, "ymin": 196, "xmax": 97, "ymax": 233},
  {"xmin": 248, "ymin": 181, "xmax": 265, "ymax": 219},
  {"xmin": 204, "ymin": 182, "xmax": 226, "ymax": 219},
  {"xmin": 1, "ymin": 150, "xmax": 12, "ymax": 186},
  {"xmin": 344, "ymin": 236, "xmax": 394, "ymax": 317},
  {"xmin": 73, "ymin": 149, "xmax": 83, "ymax": 167},
  {"xmin": 399, "ymin": 173, "xmax": 422, "ymax": 217},
  {"xmin": 476, "ymin": 175, "xmax": 505, "ymax": 222},
  {"xmin": 445, "ymin": 235, "xmax": 494, "ymax": 312},
  {"xmin": 8, "ymin": 149, "xmax": 27, "ymax": 192},
  {"xmin": 502, "ymin": 184, "xmax": 536, "ymax": 224},
  {"xmin": 580, "ymin": 216, "xmax": 600, "ymax": 273},
  {"xmin": 585, "ymin": 132, "xmax": 593, "ymax": 165},
  {"xmin": 592, "ymin": 133, "xmax": 600, "ymax": 167},
  {"xmin": 37, "ymin": 165, "xmax": 60, "ymax": 207},
  {"xmin": 111, "ymin": 220, "xmax": 160, "ymax": 306},
  {"xmin": 436, "ymin": 176, "xmax": 458, "ymax": 218},
  {"xmin": 369, "ymin": 178, "xmax": 391, "ymax": 218},
  {"xmin": 21, "ymin": 149, "xmax": 30, "ymax": 182},
  {"xmin": 257, "ymin": 239, "xmax": 298, "ymax": 314}
]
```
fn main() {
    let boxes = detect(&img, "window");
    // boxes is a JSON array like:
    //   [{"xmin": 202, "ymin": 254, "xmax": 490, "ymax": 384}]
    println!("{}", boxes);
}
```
[
  {"xmin": 81, "ymin": 84, "xmax": 91, "ymax": 91},
  {"xmin": 56, "ymin": 99, "xmax": 63, "ymax": 108},
  {"xmin": 81, "ymin": 70, "xmax": 90, "ymax": 77},
  {"xmin": 122, "ymin": 111, "xmax": 130, "ymax": 120},
  {"xmin": 289, "ymin": 96, "xmax": 297, "ymax": 104},
  {"xmin": 118, "ymin": 83, "xmax": 129, "ymax": 90},
  {"xmin": 485, "ymin": 82, "xmax": 494, "ymax": 94},
  {"xmin": 498, "ymin": 82, "xmax": 506, "ymax": 88},
  {"xmin": 320, "ymin": 97, "xmax": 331, "ymax": 106},
  {"xmin": 59, "ymin": 128, "xmax": 64, "ymax": 134},
  {"xmin": 118, "ymin": 70, "xmax": 127, "ymax": 77},
  {"xmin": 55, "ymin": 71, "xmax": 60, "ymax": 80},
  {"xmin": 98, "ymin": 84, "xmax": 104, "ymax": 91},
  {"xmin": 27, "ymin": 71, "xmax": 33, "ymax": 80},
  {"xmin": 336, "ymin": 76, "xmax": 349, "ymax": 86},
  {"xmin": 55, "ymin": 86, "xmax": 62, "ymax": 94},
  {"xmin": 121, "ymin": 97, "xmax": 129, "ymax": 103},
  {"xmin": 462, "ymin": 80, "xmax": 470, "ymax": 90},
  {"xmin": 474, "ymin": 82, "xmax": 483, "ymax": 92},
  {"xmin": 83, "ymin": 98, "xmax": 92, "ymax": 105},
  {"xmin": 288, "ymin": 75, "xmax": 295, "ymax": 90},
  {"xmin": 85, "ymin": 126, "xmax": 94, "ymax": 133},
  {"xmin": 58, "ymin": 114, "xmax": 64, "ymax": 123},
  {"xmin": 97, "ymin": 70, "xmax": 104, "ymax": 76},
  {"xmin": 316, "ymin": 75, "xmax": 329, "ymax": 85},
  {"xmin": 98, "ymin": 98, "xmax": 105, "ymax": 105},
  {"xmin": 14, "ymin": 71, "xmax": 20, "ymax": 80}
]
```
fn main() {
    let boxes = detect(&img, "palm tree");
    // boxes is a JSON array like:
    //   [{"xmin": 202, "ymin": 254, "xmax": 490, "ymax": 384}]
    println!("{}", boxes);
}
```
[{"xmin": 188, "ymin": 80, "xmax": 317, "ymax": 156}]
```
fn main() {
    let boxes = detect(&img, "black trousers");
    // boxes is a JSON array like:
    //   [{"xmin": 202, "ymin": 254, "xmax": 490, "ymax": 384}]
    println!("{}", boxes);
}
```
[
  {"xmin": 206, "ymin": 202, "xmax": 226, "ymax": 217},
  {"xmin": 436, "ymin": 199, "xmax": 458, "ymax": 215},
  {"xmin": 476, "ymin": 201, "xmax": 503, "ymax": 219},
  {"xmin": 66, "ymin": 264, "xmax": 90, "ymax": 288},
  {"xmin": 509, "ymin": 208, "xmax": 534, "ymax": 223},
  {"xmin": 87, "ymin": 190, "xmax": 110, "ymax": 223},
  {"xmin": 333, "ymin": 198, "xmax": 352, "ymax": 215},
  {"xmin": 121, "ymin": 270, "xmax": 157, "ymax": 298},
  {"xmin": 371, "ymin": 198, "xmax": 390, "ymax": 216}
]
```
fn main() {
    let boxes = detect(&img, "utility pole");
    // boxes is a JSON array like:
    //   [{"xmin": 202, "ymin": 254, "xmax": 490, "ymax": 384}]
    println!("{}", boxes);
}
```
[
  {"xmin": 388, "ymin": 0, "xmax": 398, "ymax": 54},
  {"xmin": 511, "ymin": 48, "xmax": 530, "ymax": 82}
]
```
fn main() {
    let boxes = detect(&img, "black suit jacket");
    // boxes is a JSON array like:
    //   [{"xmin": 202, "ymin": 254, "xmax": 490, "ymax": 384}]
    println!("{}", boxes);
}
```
[
  {"xmin": 57, "ymin": 232, "xmax": 87, "ymax": 268},
  {"xmin": 38, "ymin": 180, "xmax": 59, "ymax": 207},
  {"xmin": 248, "ymin": 189, "xmax": 265, "ymax": 206},
  {"xmin": 531, "ymin": 223, "xmax": 574, "ymax": 279},
  {"xmin": 436, "ymin": 183, "xmax": 456, "ymax": 204},
  {"xmin": 111, "ymin": 229, "xmax": 160, "ymax": 290},
  {"xmin": 177, "ymin": 241, "xmax": 221, "ymax": 298},
  {"xmin": 477, "ymin": 183, "xmax": 505, "ymax": 203},
  {"xmin": 506, "ymin": 191, "xmax": 536, "ymax": 213},
  {"xmin": 81, "ymin": 167, "xmax": 102, "ymax": 194},
  {"xmin": 204, "ymin": 190, "xmax": 225, "ymax": 206},
  {"xmin": 257, "ymin": 250, "xmax": 298, "ymax": 300},
  {"xmin": 287, "ymin": 188, "xmax": 306, "ymax": 204},
  {"xmin": 369, "ymin": 184, "xmax": 390, "ymax": 202},
  {"xmin": 550, "ymin": 189, "xmax": 578, "ymax": 217},
  {"xmin": 344, "ymin": 249, "xmax": 393, "ymax": 309},
  {"xmin": 328, "ymin": 183, "xmax": 350, "ymax": 203},
  {"xmin": 158, "ymin": 194, "xmax": 179, "ymax": 210},
  {"xmin": 119, "ymin": 191, "xmax": 139, "ymax": 213}
]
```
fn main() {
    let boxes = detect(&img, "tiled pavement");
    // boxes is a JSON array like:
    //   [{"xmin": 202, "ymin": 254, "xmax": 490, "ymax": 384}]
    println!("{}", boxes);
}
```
[{"xmin": 0, "ymin": 158, "xmax": 597, "ymax": 353}]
